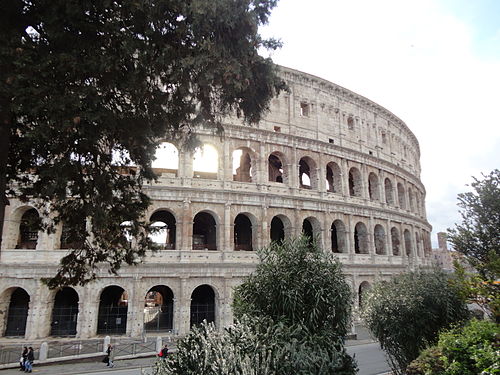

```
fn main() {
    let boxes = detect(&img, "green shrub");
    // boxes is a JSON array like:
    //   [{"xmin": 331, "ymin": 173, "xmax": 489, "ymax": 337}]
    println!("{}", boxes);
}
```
[
  {"xmin": 438, "ymin": 319, "xmax": 499, "ymax": 375},
  {"xmin": 361, "ymin": 270, "xmax": 469, "ymax": 375},
  {"xmin": 153, "ymin": 237, "xmax": 357, "ymax": 375},
  {"xmin": 233, "ymin": 236, "xmax": 353, "ymax": 343},
  {"xmin": 153, "ymin": 317, "xmax": 357, "ymax": 375},
  {"xmin": 406, "ymin": 347, "xmax": 446, "ymax": 375}
]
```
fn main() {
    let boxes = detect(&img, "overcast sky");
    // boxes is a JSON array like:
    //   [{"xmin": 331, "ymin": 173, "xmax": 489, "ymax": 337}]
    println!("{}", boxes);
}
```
[{"xmin": 259, "ymin": 0, "xmax": 500, "ymax": 246}]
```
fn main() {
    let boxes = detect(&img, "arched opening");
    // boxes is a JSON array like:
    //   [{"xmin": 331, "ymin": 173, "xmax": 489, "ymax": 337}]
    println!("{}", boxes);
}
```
[
  {"xmin": 51, "ymin": 287, "xmax": 79, "ymax": 336},
  {"xmin": 17, "ymin": 208, "xmax": 40, "ymax": 249},
  {"xmin": 354, "ymin": 222, "xmax": 368, "ymax": 254},
  {"xmin": 152, "ymin": 142, "xmax": 179, "ymax": 175},
  {"xmin": 391, "ymin": 227, "xmax": 400, "ymax": 255},
  {"xmin": 397, "ymin": 183, "xmax": 406, "ymax": 209},
  {"xmin": 299, "ymin": 157, "xmax": 317, "ymax": 189},
  {"xmin": 404, "ymin": 229, "xmax": 412, "ymax": 256},
  {"xmin": 302, "ymin": 218, "xmax": 314, "ymax": 247},
  {"xmin": 144, "ymin": 285, "xmax": 174, "ymax": 332},
  {"xmin": 331, "ymin": 220, "xmax": 346, "ymax": 253},
  {"xmin": 149, "ymin": 210, "xmax": 176, "ymax": 250},
  {"xmin": 326, "ymin": 162, "xmax": 342, "ymax": 193},
  {"xmin": 368, "ymin": 173, "xmax": 380, "ymax": 201},
  {"xmin": 193, "ymin": 144, "xmax": 218, "ymax": 179},
  {"xmin": 384, "ymin": 178, "xmax": 394, "ymax": 205},
  {"xmin": 232, "ymin": 148, "xmax": 253, "ymax": 182},
  {"xmin": 374, "ymin": 224, "xmax": 386, "ymax": 255},
  {"xmin": 4, "ymin": 288, "xmax": 30, "ymax": 337},
  {"xmin": 268, "ymin": 153, "xmax": 285, "ymax": 183},
  {"xmin": 60, "ymin": 220, "xmax": 86, "ymax": 249},
  {"xmin": 358, "ymin": 281, "xmax": 371, "ymax": 307},
  {"xmin": 97, "ymin": 286, "xmax": 128, "ymax": 335},
  {"xmin": 193, "ymin": 212, "xmax": 217, "ymax": 250},
  {"xmin": 270, "ymin": 216, "xmax": 285, "ymax": 243},
  {"xmin": 349, "ymin": 167, "xmax": 362, "ymax": 197},
  {"xmin": 234, "ymin": 214, "xmax": 253, "ymax": 251},
  {"xmin": 190, "ymin": 285, "xmax": 215, "ymax": 328}
]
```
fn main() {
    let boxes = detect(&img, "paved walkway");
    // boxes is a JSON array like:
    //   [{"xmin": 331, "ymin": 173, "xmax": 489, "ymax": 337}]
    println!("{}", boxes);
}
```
[
  {"xmin": 0, "ymin": 324, "xmax": 379, "ymax": 375},
  {"xmin": 0, "ymin": 356, "xmax": 156, "ymax": 375}
]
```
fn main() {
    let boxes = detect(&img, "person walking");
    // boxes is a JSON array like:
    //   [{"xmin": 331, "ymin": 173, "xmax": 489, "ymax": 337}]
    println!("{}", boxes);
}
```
[
  {"xmin": 24, "ymin": 347, "xmax": 34, "ymax": 373},
  {"xmin": 19, "ymin": 346, "xmax": 28, "ymax": 371},
  {"xmin": 106, "ymin": 344, "xmax": 115, "ymax": 368}
]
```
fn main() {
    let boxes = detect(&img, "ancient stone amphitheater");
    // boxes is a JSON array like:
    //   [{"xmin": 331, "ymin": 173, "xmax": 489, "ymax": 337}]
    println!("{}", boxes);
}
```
[{"xmin": 0, "ymin": 66, "xmax": 432, "ymax": 340}]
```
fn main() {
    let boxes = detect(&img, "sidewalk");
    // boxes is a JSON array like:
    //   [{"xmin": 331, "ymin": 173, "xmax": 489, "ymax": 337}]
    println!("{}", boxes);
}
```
[
  {"xmin": 0, "ymin": 356, "xmax": 156, "ymax": 375},
  {"xmin": 0, "ymin": 324, "xmax": 377, "ymax": 375}
]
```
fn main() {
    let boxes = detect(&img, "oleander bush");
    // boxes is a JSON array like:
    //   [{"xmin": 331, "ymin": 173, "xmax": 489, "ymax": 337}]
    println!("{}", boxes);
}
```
[
  {"xmin": 361, "ymin": 270, "xmax": 469, "ymax": 375},
  {"xmin": 153, "ymin": 237, "xmax": 357, "ymax": 375}
]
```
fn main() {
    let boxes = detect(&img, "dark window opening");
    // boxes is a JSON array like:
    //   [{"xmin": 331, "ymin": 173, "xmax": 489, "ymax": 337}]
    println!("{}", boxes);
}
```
[
  {"xmin": 51, "ymin": 288, "xmax": 79, "ymax": 337},
  {"xmin": 234, "ymin": 214, "xmax": 253, "ymax": 251},
  {"xmin": 190, "ymin": 285, "xmax": 215, "ymax": 328},
  {"xmin": 391, "ymin": 227, "xmax": 400, "ymax": 255},
  {"xmin": 274, "ymin": 126, "xmax": 281, "ymax": 132},
  {"xmin": 270, "ymin": 217, "xmax": 285, "ymax": 243},
  {"xmin": 5, "ymin": 288, "xmax": 30, "ymax": 337},
  {"xmin": 17, "ymin": 209, "xmax": 40, "ymax": 249},
  {"xmin": 97, "ymin": 286, "xmax": 128, "ymax": 335},
  {"xmin": 193, "ymin": 212, "xmax": 217, "ymax": 250},
  {"xmin": 302, "ymin": 219, "xmax": 314, "ymax": 248}
]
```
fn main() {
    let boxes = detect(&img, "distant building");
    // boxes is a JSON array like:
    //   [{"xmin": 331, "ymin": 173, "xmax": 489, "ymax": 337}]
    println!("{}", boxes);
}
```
[{"xmin": 432, "ymin": 232, "xmax": 454, "ymax": 271}]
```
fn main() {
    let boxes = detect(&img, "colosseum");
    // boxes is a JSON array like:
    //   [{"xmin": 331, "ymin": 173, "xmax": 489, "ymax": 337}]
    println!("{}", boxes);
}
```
[{"xmin": 0, "ymin": 66, "xmax": 432, "ymax": 341}]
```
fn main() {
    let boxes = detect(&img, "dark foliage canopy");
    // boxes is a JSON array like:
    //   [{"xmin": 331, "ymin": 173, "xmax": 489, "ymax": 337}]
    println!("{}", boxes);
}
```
[{"xmin": 0, "ymin": 0, "xmax": 285, "ymax": 286}]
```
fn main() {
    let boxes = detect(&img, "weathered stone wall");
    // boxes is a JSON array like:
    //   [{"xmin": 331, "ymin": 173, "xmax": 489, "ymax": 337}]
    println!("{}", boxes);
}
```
[{"xmin": 0, "ymin": 66, "xmax": 432, "ymax": 340}]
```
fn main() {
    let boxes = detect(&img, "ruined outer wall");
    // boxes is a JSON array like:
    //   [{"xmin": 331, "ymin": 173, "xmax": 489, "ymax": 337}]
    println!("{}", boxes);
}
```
[{"xmin": 0, "ymin": 66, "xmax": 432, "ymax": 340}]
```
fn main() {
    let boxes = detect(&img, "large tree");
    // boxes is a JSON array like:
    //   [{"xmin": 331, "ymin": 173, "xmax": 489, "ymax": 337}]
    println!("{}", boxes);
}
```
[
  {"xmin": 447, "ymin": 169, "xmax": 500, "ymax": 322},
  {"xmin": 447, "ymin": 169, "xmax": 500, "ymax": 281},
  {"xmin": 0, "ymin": 0, "xmax": 285, "ymax": 286}
]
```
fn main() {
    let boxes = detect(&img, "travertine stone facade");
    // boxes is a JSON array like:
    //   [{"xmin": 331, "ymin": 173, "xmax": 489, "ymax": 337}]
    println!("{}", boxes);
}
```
[{"xmin": 0, "ymin": 66, "xmax": 432, "ymax": 340}]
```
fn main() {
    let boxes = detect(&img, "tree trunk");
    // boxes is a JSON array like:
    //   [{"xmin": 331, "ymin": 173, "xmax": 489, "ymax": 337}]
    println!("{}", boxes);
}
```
[{"xmin": 0, "ymin": 98, "xmax": 11, "ymax": 250}]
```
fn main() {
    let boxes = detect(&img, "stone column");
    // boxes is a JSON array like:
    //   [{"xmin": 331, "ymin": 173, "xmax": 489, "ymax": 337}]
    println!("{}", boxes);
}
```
[
  {"xmin": 26, "ymin": 285, "xmax": 52, "ymax": 339},
  {"xmin": 223, "ymin": 203, "xmax": 232, "ymax": 251},
  {"xmin": 129, "ymin": 278, "xmax": 144, "ymax": 338},
  {"xmin": 347, "ymin": 214, "xmax": 355, "ymax": 261},
  {"xmin": 179, "ymin": 199, "xmax": 192, "ymax": 251},
  {"xmin": 177, "ymin": 278, "xmax": 191, "ymax": 336},
  {"xmin": 341, "ymin": 159, "xmax": 350, "ymax": 197},
  {"xmin": 368, "ymin": 216, "xmax": 375, "ymax": 259},
  {"xmin": 257, "ymin": 142, "xmax": 267, "ymax": 185},
  {"xmin": 260, "ymin": 205, "xmax": 268, "ymax": 248}
]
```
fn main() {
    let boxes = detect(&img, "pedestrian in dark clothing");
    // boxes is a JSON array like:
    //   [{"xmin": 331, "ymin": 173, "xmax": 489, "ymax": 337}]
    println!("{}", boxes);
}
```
[
  {"xmin": 19, "ymin": 346, "xmax": 28, "ymax": 371},
  {"xmin": 159, "ymin": 344, "xmax": 168, "ymax": 359},
  {"xmin": 106, "ymin": 344, "xmax": 115, "ymax": 368},
  {"xmin": 24, "ymin": 347, "xmax": 34, "ymax": 373}
]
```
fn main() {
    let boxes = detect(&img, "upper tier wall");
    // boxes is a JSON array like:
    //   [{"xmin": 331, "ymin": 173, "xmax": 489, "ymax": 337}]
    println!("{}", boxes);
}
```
[{"xmin": 256, "ymin": 66, "xmax": 421, "ymax": 178}]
